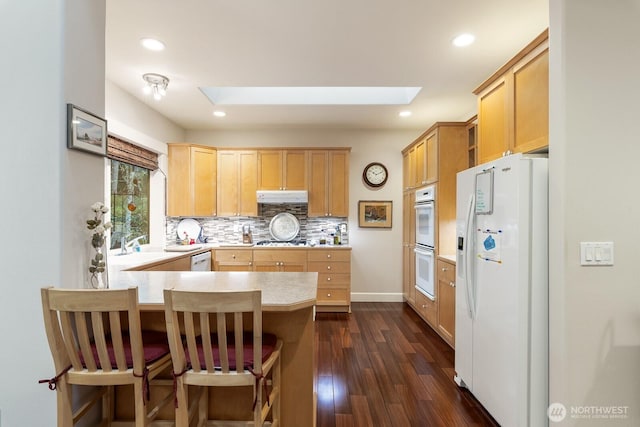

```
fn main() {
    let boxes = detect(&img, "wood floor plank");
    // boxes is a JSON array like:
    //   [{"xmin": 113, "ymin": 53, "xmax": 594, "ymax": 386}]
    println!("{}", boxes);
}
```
[{"xmin": 316, "ymin": 302, "xmax": 499, "ymax": 427}]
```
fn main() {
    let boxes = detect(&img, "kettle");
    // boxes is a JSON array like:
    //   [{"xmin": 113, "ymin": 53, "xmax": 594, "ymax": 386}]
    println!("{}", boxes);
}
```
[{"xmin": 242, "ymin": 224, "xmax": 253, "ymax": 244}]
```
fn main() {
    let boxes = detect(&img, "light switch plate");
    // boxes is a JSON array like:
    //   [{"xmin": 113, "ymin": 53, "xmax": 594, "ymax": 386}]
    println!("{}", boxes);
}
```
[{"xmin": 580, "ymin": 242, "xmax": 614, "ymax": 266}]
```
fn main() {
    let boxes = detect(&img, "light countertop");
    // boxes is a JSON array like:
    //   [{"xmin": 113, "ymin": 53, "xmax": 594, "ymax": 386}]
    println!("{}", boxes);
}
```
[{"xmin": 108, "ymin": 270, "xmax": 318, "ymax": 312}]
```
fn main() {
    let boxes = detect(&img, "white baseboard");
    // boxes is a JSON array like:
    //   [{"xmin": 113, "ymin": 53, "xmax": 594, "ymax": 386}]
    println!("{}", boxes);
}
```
[{"xmin": 350, "ymin": 292, "xmax": 405, "ymax": 302}]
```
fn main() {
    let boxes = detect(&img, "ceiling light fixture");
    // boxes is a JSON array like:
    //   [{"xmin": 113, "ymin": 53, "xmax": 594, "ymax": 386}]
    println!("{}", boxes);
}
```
[
  {"xmin": 213, "ymin": 111, "xmax": 226, "ymax": 117},
  {"xmin": 142, "ymin": 73, "xmax": 169, "ymax": 101},
  {"xmin": 399, "ymin": 111, "xmax": 412, "ymax": 117},
  {"xmin": 452, "ymin": 33, "xmax": 475, "ymax": 47},
  {"xmin": 140, "ymin": 38, "xmax": 165, "ymax": 51}
]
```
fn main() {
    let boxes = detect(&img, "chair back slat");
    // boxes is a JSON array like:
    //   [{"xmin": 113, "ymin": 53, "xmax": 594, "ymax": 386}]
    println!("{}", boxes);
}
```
[
  {"xmin": 183, "ymin": 312, "xmax": 201, "ymax": 372},
  {"xmin": 57, "ymin": 311, "xmax": 82, "ymax": 370},
  {"xmin": 216, "ymin": 312, "xmax": 230, "ymax": 372},
  {"xmin": 199, "ymin": 313, "xmax": 215, "ymax": 372},
  {"xmin": 108, "ymin": 311, "xmax": 128, "ymax": 370},
  {"xmin": 90, "ymin": 311, "xmax": 112, "ymax": 372},
  {"xmin": 234, "ymin": 312, "xmax": 244, "ymax": 372},
  {"xmin": 75, "ymin": 312, "xmax": 98, "ymax": 371}
]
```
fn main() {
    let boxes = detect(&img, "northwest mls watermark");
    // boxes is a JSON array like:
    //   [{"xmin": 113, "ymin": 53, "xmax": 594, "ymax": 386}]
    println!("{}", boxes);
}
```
[{"xmin": 548, "ymin": 403, "xmax": 629, "ymax": 422}]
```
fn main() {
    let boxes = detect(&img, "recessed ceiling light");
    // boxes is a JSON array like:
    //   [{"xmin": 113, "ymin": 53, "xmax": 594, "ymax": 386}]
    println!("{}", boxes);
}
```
[
  {"xmin": 452, "ymin": 33, "xmax": 475, "ymax": 47},
  {"xmin": 213, "ymin": 111, "xmax": 226, "ymax": 117},
  {"xmin": 140, "ymin": 38, "xmax": 165, "ymax": 51},
  {"xmin": 399, "ymin": 111, "xmax": 412, "ymax": 117}
]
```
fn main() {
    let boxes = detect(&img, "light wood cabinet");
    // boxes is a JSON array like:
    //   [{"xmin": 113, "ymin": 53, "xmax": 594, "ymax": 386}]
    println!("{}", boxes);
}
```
[
  {"xmin": 168, "ymin": 144, "xmax": 217, "ymax": 217},
  {"xmin": 253, "ymin": 249, "xmax": 307, "ymax": 272},
  {"xmin": 466, "ymin": 116, "xmax": 478, "ymax": 168},
  {"xmin": 415, "ymin": 289, "xmax": 437, "ymax": 327},
  {"xmin": 475, "ymin": 30, "xmax": 549, "ymax": 164},
  {"xmin": 402, "ymin": 191, "xmax": 416, "ymax": 305},
  {"xmin": 257, "ymin": 150, "xmax": 308, "ymax": 190},
  {"xmin": 216, "ymin": 150, "xmax": 258, "ymax": 217},
  {"xmin": 212, "ymin": 248, "xmax": 253, "ymax": 271},
  {"xmin": 436, "ymin": 258, "xmax": 456, "ymax": 348},
  {"xmin": 308, "ymin": 150, "xmax": 349, "ymax": 217},
  {"xmin": 308, "ymin": 248, "xmax": 351, "ymax": 312}
]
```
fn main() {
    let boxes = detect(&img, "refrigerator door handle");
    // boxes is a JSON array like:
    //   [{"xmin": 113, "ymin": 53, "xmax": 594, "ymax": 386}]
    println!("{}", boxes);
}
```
[{"xmin": 464, "ymin": 193, "xmax": 477, "ymax": 319}]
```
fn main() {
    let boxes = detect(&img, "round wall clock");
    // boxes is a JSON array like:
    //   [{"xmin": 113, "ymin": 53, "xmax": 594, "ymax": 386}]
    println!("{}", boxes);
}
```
[{"xmin": 363, "ymin": 162, "xmax": 388, "ymax": 188}]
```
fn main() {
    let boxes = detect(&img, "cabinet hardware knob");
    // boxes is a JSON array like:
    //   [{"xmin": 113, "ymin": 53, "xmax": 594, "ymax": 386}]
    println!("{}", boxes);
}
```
[
  {"xmin": 422, "ymin": 304, "xmax": 426, "ymax": 309},
  {"xmin": 327, "ymin": 266, "xmax": 331, "ymax": 270},
  {"xmin": 249, "ymin": 262, "xmax": 252, "ymax": 266},
  {"xmin": 327, "ymin": 277, "xmax": 331, "ymax": 281},
  {"xmin": 441, "ymin": 267, "xmax": 448, "ymax": 271},
  {"xmin": 450, "ymin": 281, "xmax": 455, "ymax": 287},
  {"xmin": 232, "ymin": 255, "xmax": 236, "ymax": 259},
  {"xmin": 327, "ymin": 293, "xmax": 331, "ymax": 297},
  {"xmin": 327, "ymin": 254, "xmax": 331, "ymax": 258}
]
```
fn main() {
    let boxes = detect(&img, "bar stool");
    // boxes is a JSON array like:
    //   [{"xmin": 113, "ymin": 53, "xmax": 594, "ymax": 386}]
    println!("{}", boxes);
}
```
[
  {"xmin": 163, "ymin": 288, "xmax": 282, "ymax": 427},
  {"xmin": 40, "ymin": 287, "xmax": 173, "ymax": 426}
]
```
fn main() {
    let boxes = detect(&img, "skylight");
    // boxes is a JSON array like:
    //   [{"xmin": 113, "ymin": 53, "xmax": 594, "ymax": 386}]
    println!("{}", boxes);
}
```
[{"xmin": 200, "ymin": 87, "xmax": 422, "ymax": 105}]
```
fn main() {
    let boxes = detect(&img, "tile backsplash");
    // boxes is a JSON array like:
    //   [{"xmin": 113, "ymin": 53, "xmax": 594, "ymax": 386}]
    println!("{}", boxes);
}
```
[{"xmin": 166, "ymin": 203, "xmax": 348, "ymax": 245}]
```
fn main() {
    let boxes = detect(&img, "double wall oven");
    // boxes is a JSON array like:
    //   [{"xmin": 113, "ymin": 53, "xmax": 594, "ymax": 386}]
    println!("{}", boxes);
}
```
[{"xmin": 414, "ymin": 185, "xmax": 435, "ymax": 300}]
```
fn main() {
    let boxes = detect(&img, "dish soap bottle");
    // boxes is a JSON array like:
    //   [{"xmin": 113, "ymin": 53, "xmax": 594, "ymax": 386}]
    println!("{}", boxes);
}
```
[{"xmin": 319, "ymin": 229, "xmax": 327, "ymax": 245}]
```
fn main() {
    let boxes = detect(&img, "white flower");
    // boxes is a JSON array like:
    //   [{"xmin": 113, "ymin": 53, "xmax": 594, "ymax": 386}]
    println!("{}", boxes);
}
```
[
  {"xmin": 100, "ymin": 206, "xmax": 109, "ymax": 214},
  {"xmin": 95, "ymin": 225, "xmax": 105, "ymax": 234},
  {"xmin": 91, "ymin": 202, "xmax": 104, "ymax": 212},
  {"xmin": 103, "ymin": 221, "xmax": 113, "ymax": 230}
]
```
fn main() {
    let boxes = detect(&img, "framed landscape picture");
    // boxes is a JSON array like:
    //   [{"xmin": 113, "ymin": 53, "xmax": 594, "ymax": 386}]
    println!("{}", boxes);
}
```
[
  {"xmin": 67, "ymin": 104, "xmax": 107, "ymax": 156},
  {"xmin": 358, "ymin": 200, "xmax": 392, "ymax": 228}
]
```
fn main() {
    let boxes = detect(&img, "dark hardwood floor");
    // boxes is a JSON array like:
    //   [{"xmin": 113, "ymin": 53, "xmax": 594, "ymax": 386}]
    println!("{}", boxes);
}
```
[{"xmin": 315, "ymin": 302, "xmax": 499, "ymax": 427}]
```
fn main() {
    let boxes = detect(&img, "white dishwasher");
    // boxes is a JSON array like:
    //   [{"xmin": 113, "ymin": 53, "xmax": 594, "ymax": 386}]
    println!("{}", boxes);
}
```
[{"xmin": 190, "ymin": 251, "xmax": 211, "ymax": 271}]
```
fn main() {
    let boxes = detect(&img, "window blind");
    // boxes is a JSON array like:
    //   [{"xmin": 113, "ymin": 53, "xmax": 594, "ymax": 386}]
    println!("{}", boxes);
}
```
[{"xmin": 107, "ymin": 135, "xmax": 158, "ymax": 170}]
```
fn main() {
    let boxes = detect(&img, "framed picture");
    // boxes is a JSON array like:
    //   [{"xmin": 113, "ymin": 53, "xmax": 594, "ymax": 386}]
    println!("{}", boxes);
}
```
[
  {"xmin": 67, "ymin": 104, "xmax": 108, "ymax": 156},
  {"xmin": 358, "ymin": 200, "xmax": 392, "ymax": 228}
]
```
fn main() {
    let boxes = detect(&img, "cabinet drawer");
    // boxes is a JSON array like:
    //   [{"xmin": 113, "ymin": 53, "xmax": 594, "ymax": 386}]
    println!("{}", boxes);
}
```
[
  {"xmin": 308, "ymin": 249, "xmax": 351, "ymax": 262},
  {"xmin": 307, "ymin": 261, "xmax": 350, "ymax": 274},
  {"xmin": 316, "ymin": 273, "xmax": 350, "ymax": 288},
  {"xmin": 437, "ymin": 259, "xmax": 455, "ymax": 283},
  {"xmin": 253, "ymin": 250, "xmax": 306, "ymax": 263},
  {"xmin": 415, "ymin": 289, "xmax": 437, "ymax": 326},
  {"xmin": 213, "ymin": 250, "xmax": 252, "ymax": 263},
  {"xmin": 316, "ymin": 288, "xmax": 350, "ymax": 304}
]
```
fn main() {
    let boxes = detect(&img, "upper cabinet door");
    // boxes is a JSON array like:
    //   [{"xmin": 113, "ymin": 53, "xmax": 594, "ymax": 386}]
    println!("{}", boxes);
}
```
[
  {"xmin": 167, "ymin": 144, "xmax": 217, "ymax": 217},
  {"xmin": 216, "ymin": 151, "xmax": 240, "ymax": 217},
  {"xmin": 477, "ymin": 77, "xmax": 509, "ymax": 164},
  {"xmin": 308, "ymin": 149, "xmax": 350, "ymax": 217},
  {"xmin": 257, "ymin": 149, "xmax": 308, "ymax": 190},
  {"xmin": 257, "ymin": 150, "xmax": 283, "ymax": 190},
  {"xmin": 283, "ymin": 150, "xmax": 308, "ymax": 190},
  {"xmin": 513, "ymin": 46, "xmax": 549, "ymax": 154}
]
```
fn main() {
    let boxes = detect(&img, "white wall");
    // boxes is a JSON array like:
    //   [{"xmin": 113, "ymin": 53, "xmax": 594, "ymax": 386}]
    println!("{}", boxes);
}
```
[
  {"xmin": 549, "ymin": 1, "xmax": 640, "ymax": 425},
  {"xmin": 0, "ymin": 0, "xmax": 105, "ymax": 425},
  {"xmin": 187, "ymin": 128, "xmax": 421, "ymax": 300}
]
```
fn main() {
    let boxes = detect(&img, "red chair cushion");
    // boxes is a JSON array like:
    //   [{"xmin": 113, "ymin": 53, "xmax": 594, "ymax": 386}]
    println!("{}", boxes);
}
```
[
  {"xmin": 82, "ymin": 330, "xmax": 170, "ymax": 369},
  {"xmin": 188, "ymin": 332, "xmax": 278, "ymax": 370}
]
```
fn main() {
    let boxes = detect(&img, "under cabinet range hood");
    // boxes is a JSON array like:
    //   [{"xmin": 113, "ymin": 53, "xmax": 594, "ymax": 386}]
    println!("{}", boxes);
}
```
[{"xmin": 256, "ymin": 190, "xmax": 308, "ymax": 204}]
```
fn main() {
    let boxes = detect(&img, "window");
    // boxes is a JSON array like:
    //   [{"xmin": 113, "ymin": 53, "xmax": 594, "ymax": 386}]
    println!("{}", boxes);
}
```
[{"xmin": 110, "ymin": 160, "xmax": 150, "ymax": 249}]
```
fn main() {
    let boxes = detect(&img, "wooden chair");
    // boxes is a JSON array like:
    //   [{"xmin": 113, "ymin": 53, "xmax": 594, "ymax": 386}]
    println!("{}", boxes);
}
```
[
  {"xmin": 40, "ymin": 286, "xmax": 173, "ymax": 427},
  {"xmin": 163, "ymin": 288, "xmax": 282, "ymax": 427}
]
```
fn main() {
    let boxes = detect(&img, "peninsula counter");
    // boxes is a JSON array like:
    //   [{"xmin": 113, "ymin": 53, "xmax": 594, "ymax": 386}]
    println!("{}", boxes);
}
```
[{"xmin": 108, "ymin": 270, "xmax": 318, "ymax": 426}]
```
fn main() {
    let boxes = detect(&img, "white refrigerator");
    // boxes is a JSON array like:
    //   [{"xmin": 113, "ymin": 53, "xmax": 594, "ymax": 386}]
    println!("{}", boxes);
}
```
[{"xmin": 454, "ymin": 153, "xmax": 548, "ymax": 427}]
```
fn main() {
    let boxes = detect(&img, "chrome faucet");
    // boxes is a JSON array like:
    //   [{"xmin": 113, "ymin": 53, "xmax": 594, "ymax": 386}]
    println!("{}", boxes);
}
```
[{"xmin": 120, "ymin": 235, "xmax": 147, "ymax": 254}]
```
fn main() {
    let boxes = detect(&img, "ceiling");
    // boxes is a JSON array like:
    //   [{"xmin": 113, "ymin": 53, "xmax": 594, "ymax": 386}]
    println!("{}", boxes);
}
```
[{"xmin": 105, "ymin": 0, "xmax": 549, "ymax": 132}]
